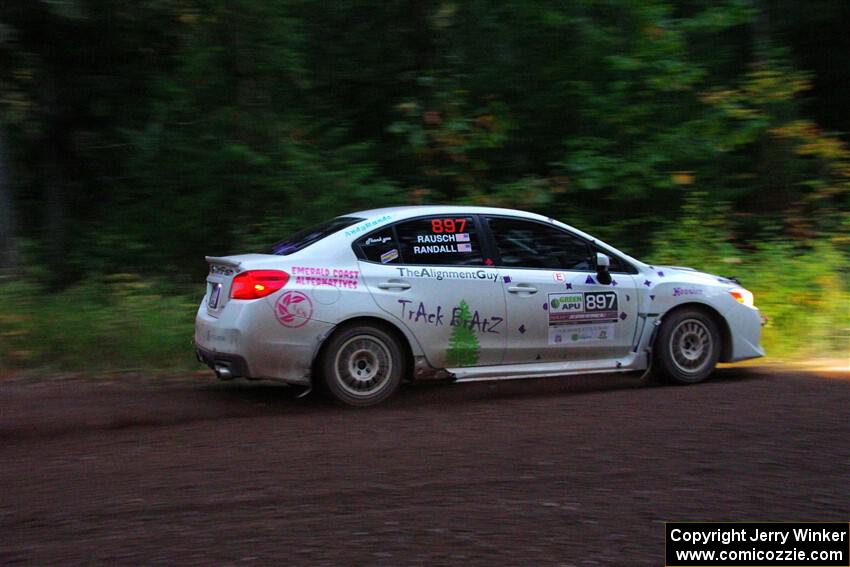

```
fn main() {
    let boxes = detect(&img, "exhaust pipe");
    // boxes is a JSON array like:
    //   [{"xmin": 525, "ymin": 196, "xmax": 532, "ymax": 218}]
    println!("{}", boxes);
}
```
[{"xmin": 214, "ymin": 364, "xmax": 234, "ymax": 380}]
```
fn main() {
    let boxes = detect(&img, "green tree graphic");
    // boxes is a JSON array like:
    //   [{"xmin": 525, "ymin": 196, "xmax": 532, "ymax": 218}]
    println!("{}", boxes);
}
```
[{"xmin": 446, "ymin": 300, "xmax": 481, "ymax": 367}]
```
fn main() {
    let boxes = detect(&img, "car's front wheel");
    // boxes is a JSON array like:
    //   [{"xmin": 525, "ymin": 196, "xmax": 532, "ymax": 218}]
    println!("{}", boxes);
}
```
[
  {"xmin": 319, "ymin": 324, "xmax": 404, "ymax": 406},
  {"xmin": 654, "ymin": 308, "xmax": 720, "ymax": 384}
]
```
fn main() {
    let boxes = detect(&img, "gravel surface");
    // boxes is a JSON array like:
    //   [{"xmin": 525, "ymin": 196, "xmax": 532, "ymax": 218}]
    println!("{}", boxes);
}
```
[{"xmin": 1, "ymin": 367, "xmax": 848, "ymax": 566}]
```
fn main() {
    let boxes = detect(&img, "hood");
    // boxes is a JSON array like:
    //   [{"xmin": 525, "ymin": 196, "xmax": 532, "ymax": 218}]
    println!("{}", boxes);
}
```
[{"xmin": 657, "ymin": 265, "xmax": 740, "ymax": 286}]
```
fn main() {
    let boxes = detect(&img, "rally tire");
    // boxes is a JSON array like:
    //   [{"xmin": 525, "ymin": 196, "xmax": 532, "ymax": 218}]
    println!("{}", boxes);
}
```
[
  {"xmin": 319, "ymin": 324, "xmax": 403, "ymax": 406},
  {"xmin": 653, "ymin": 308, "xmax": 720, "ymax": 385}
]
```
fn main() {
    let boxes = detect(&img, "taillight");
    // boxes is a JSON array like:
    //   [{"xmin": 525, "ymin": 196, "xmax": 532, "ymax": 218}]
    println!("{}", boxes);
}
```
[{"xmin": 230, "ymin": 270, "xmax": 290, "ymax": 300}]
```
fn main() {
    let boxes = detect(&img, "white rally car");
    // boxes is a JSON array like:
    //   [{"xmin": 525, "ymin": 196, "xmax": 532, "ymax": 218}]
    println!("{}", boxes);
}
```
[{"xmin": 195, "ymin": 206, "xmax": 764, "ymax": 406}]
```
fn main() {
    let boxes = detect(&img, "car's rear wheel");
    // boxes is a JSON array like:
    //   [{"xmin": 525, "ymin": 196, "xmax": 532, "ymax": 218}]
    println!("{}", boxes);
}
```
[
  {"xmin": 320, "ymin": 324, "xmax": 403, "ymax": 406},
  {"xmin": 654, "ymin": 308, "xmax": 720, "ymax": 384}
]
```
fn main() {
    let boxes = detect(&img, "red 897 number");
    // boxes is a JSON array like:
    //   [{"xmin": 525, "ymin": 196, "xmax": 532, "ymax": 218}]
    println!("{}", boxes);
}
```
[{"xmin": 430, "ymin": 218, "xmax": 467, "ymax": 233}]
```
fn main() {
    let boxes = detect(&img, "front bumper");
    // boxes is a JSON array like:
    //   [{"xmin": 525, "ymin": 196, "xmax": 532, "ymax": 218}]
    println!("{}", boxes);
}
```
[{"xmin": 724, "ymin": 303, "xmax": 766, "ymax": 361}]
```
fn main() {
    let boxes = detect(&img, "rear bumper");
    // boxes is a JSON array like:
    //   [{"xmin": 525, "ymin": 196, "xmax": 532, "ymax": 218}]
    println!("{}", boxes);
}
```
[{"xmin": 194, "ymin": 299, "xmax": 334, "ymax": 386}]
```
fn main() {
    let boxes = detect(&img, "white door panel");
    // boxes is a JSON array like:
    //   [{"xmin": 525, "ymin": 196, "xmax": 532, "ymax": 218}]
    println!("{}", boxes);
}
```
[
  {"xmin": 500, "ymin": 269, "xmax": 639, "ymax": 363},
  {"xmin": 360, "ymin": 263, "xmax": 506, "ymax": 368},
  {"xmin": 480, "ymin": 214, "xmax": 641, "ymax": 365}
]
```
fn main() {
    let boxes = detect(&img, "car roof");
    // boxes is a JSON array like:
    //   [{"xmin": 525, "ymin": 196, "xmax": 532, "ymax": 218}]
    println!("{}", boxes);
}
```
[
  {"xmin": 340, "ymin": 205, "xmax": 647, "ymax": 269},
  {"xmin": 346, "ymin": 205, "xmax": 553, "ymax": 224}
]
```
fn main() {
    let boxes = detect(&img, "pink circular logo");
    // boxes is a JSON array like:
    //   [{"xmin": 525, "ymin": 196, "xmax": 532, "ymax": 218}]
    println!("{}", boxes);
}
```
[{"xmin": 275, "ymin": 291, "xmax": 313, "ymax": 328}]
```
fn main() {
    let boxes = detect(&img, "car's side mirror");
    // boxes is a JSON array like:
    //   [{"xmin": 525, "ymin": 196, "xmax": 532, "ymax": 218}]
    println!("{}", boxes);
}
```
[{"xmin": 595, "ymin": 252, "xmax": 612, "ymax": 285}]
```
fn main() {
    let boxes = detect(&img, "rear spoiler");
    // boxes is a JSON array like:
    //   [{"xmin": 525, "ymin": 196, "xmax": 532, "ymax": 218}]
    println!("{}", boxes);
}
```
[{"xmin": 205, "ymin": 256, "xmax": 242, "ymax": 269}]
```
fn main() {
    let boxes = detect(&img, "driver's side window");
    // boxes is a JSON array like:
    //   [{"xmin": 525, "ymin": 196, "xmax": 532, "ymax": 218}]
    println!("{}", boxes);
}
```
[{"xmin": 485, "ymin": 217, "xmax": 592, "ymax": 271}]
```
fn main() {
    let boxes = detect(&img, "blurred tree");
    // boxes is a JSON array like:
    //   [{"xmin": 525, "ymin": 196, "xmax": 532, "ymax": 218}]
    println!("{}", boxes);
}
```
[
  {"xmin": 0, "ymin": 0, "xmax": 846, "ymax": 282},
  {"xmin": 0, "ymin": 120, "xmax": 15, "ymax": 271},
  {"xmin": 116, "ymin": 0, "xmax": 406, "ymax": 274},
  {"xmin": 0, "ymin": 0, "xmax": 181, "ymax": 282},
  {"xmin": 769, "ymin": 0, "xmax": 850, "ymax": 138}
]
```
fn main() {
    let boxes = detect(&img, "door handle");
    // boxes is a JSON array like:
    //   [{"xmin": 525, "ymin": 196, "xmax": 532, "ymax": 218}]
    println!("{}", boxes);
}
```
[
  {"xmin": 377, "ymin": 281, "xmax": 411, "ymax": 290},
  {"xmin": 507, "ymin": 284, "xmax": 538, "ymax": 294}
]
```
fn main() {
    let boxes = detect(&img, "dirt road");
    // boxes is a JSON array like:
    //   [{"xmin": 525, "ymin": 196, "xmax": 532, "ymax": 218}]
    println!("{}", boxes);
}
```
[{"xmin": 1, "ymin": 367, "xmax": 848, "ymax": 566}]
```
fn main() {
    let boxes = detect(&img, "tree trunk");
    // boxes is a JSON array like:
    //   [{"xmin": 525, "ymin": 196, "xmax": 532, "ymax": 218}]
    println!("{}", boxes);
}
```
[
  {"xmin": 43, "ymin": 68, "xmax": 69, "ymax": 284},
  {"xmin": 0, "ymin": 120, "xmax": 17, "ymax": 273}
]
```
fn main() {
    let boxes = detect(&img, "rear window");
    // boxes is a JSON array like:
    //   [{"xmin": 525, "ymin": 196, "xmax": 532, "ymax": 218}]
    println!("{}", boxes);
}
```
[
  {"xmin": 270, "ymin": 217, "xmax": 362, "ymax": 255},
  {"xmin": 355, "ymin": 228, "xmax": 401, "ymax": 264}
]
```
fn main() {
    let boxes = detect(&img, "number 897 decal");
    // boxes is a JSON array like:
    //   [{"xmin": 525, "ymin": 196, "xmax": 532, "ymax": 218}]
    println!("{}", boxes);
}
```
[{"xmin": 548, "ymin": 291, "xmax": 619, "ymax": 325}]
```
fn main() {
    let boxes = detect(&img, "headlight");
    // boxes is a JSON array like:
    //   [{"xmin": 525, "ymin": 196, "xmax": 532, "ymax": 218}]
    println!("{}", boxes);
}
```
[{"xmin": 729, "ymin": 287, "xmax": 755, "ymax": 308}]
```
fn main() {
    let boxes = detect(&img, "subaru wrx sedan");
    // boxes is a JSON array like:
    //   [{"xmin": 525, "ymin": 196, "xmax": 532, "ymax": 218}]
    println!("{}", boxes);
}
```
[{"xmin": 195, "ymin": 206, "xmax": 764, "ymax": 406}]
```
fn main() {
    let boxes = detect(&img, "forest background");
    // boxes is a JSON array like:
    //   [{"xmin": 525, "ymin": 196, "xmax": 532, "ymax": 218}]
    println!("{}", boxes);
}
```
[{"xmin": 0, "ymin": 0, "xmax": 847, "ymax": 371}]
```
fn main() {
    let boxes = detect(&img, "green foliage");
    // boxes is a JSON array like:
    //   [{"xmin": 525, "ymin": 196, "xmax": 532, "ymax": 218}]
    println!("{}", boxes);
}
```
[
  {"xmin": 746, "ymin": 242, "xmax": 850, "ymax": 359},
  {"xmin": 1, "ymin": 0, "xmax": 849, "ymax": 369},
  {"xmin": 647, "ymin": 192, "xmax": 742, "ymax": 273},
  {"xmin": 3, "ymin": 0, "xmax": 848, "ymax": 271},
  {"xmin": 0, "ymin": 276, "xmax": 198, "ymax": 371},
  {"xmin": 650, "ymin": 193, "xmax": 850, "ymax": 359}
]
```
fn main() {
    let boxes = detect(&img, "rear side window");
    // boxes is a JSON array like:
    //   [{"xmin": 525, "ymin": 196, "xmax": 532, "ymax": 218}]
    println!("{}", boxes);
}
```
[
  {"xmin": 486, "ymin": 217, "xmax": 592, "ymax": 270},
  {"xmin": 395, "ymin": 216, "xmax": 483, "ymax": 266},
  {"xmin": 355, "ymin": 228, "xmax": 401, "ymax": 264},
  {"xmin": 270, "ymin": 216, "xmax": 362, "ymax": 255}
]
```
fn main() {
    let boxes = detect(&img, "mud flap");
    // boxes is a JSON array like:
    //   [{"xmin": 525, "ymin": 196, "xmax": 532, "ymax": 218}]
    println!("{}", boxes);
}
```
[{"xmin": 639, "ymin": 318, "xmax": 664, "ymax": 385}]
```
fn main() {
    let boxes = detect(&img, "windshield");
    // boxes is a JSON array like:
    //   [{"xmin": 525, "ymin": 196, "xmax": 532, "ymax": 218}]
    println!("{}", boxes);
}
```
[{"xmin": 270, "ymin": 216, "xmax": 363, "ymax": 255}]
